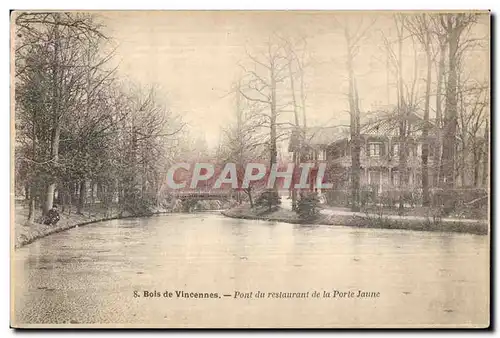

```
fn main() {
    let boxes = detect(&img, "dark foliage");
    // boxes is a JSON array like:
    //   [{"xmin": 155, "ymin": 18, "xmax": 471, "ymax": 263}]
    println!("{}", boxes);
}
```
[
  {"xmin": 255, "ymin": 189, "xmax": 281, "ymax": 211},
  {"xmin": 432, "ymin": 187, "xmax": 488, "ymax": 217},
  {"xmin": 296, "ymin": 191, "xmax": 320, "ymax": 221}
]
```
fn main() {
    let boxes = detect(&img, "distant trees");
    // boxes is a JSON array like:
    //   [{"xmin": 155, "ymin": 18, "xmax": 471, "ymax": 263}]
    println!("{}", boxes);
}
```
[
  {"xmin": 218, "ymin": 81, "xmax": 267, "ymax": 208},
  {"xmin": 456, "ymin": 78, "xmax": 488, "ymax": 187},
  {"xmin": 14, "ymin": 11, "xmax": 489, "ymax": 224},
  {"xmin": 338, "ymin": 12, "xmax": 488, "ymax": 213},
  {"xmin": 14, "ymin": 12, "xmax": 184, "ymax": 222},
  {"xmin": 216, "ymin": 35, "xmax": 313, "ymax": 210},
  {"xmin": 438, "ymin": 14, "xmax": 480, "ymax": 189}
]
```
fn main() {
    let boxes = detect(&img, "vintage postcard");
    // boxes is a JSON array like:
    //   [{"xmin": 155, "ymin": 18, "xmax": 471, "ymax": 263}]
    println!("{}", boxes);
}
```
[{"xmin": 11, "ymin": 10, "xmax": 490, "ymax": 328}]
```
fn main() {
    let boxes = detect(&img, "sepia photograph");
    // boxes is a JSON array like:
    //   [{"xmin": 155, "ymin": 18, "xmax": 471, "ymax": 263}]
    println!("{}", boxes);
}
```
[{"xmin": 10, "ymin": 10, "xmax": 490, "ymax": 328}]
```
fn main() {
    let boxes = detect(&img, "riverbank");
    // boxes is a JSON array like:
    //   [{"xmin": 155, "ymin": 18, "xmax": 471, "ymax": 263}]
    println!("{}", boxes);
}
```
[
  {"xmin": 14, "ymin": 204, "xmax": 169, "ymax": 249},
  {"xmin": 222, "ymin": 205, "xmax": 489, "ymax": 235}
]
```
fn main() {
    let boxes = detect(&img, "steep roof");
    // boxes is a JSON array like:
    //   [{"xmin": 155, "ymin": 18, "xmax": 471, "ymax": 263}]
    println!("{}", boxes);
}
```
[
  {"xmin": 304, "ymin": 126, "xmax": 350, "ymax": 146},
  {"xmin": 288, "ymin": 126, "xmax": 349, "ymax": 152},
  {"xmin": 289, "ymin": 107, "xmax": 443, "ymax": 151}
]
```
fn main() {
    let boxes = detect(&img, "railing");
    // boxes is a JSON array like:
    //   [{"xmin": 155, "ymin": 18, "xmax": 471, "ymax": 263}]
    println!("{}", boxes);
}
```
[
  {"xmin": 328, "ymin": 153, "xmax": 438, "ymax": 168},
  {"xmin": 172, "ymin": 190, "xmax": 232, "ymax": 199}
]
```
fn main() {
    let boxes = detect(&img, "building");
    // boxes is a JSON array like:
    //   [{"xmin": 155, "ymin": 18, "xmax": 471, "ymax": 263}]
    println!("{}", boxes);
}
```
[{"xmin": 289, "ymin": 110, "xmax": 445, "ymax": 197}]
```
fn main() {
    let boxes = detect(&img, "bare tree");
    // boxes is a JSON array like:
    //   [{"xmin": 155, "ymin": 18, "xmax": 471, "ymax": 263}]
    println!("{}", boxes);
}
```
[
  {"xmin": 438, "ymin": 14, "xmax": 478, "ymax": 189},
  {"xmin": 280, "ymin": 35, "xmax": 310, "ymax": 209},
  {"xmin": 374, "ymin": 14, "xmax": 426, "ymax": 212},
  {"xmin": 482, "ymin": 116, "xmax": 489, "ymax": 187},
  {"xmin": 239, "ymin": 40, "xmax": 290, "ymax": 169},
  {"xmin": 15, "ymin": 12, "xmax": 185, "ymax": 223},
  {"xmin": 219, "ymin": 81, "xmax": 267, "ymax": 207},
  {"xmin": 15, "ymin": 12, "xmax": 110, "ymax": 217},
  {"xmin": 456, "ymin": 77, "xmax": 488, "ymax": 187},
  {"xmin": 406, "ymin": 14, "xmax": 435, "ymax": 206},
  {"xmin": 337, "ymin": 15, "xmax": 376, "ymax": 212}
]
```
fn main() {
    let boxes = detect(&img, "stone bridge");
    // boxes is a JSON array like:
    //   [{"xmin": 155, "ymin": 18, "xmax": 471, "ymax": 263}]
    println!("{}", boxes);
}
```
[
  {"xmin": 173, "ymin": 190, "xmax": 232, "ymax": 202},
  {"xmin": 171, "ymin": 190, "xmax": 232, "ymax": 212}
]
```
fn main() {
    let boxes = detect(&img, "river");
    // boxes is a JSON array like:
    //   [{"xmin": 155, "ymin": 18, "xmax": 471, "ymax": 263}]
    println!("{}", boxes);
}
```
[{"xmin": 12, "ymin": 213, "xmax": 489, "ymax": 328}]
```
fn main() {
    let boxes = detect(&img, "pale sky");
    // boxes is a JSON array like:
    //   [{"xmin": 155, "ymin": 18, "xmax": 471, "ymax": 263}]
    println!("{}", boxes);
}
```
[{"xmin": 100, "ymin": 11, "xmax": 489, "ymax": 149}]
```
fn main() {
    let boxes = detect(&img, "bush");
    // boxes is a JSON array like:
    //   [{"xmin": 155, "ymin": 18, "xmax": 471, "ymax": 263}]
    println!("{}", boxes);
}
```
[
  {"xmin": 296, "ymin": 191, "xmax": 320, "ymax": 221},
  {"xmin": 181, "ymin": 199, "xmax": 198, "ymax": 212},
  {"xmin": 255, "ymin": 189, "xmax": 281, "ymax": 211},
  {"xmin": 379, "ymin": 190, "xmax": 396, "ymax": 208},
  {"xmin": 360, "ymin": 185, "xmax": 378, "ymax": 206},
  {"xmin": 122, "ymin": 197, "xmax": 154, "ymax": 216},
  {"xmin": 379, "ymin": 189, "xmax": 420, "ymax": 209},
  {"xmin": 431, "ymin": 187, "xmax": 488, "ymax": 217},
  {"xmin": 325, "ymin": 190, "xmax": 351, "ymax": 207}
]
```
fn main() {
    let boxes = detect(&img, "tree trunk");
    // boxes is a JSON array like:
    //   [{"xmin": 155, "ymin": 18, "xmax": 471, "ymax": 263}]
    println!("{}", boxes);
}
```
[
  {"xmin": 300, "ymin": 62, "xmax": 307, "ymax": 130},
  {"xmin": 245, "ymin": 188, "xmax": 254, "ymax": 208},
  {"xmin": 270, "ymin": 74, "xmax": 278, "ymax": 169},
  {"xmin": 473, "ymin": 145, "xmax": 480, "ymax": 187},
  {"xmin": 43, "ymin": 17, "xmax": 62, "ymax": 216},
  {"xmin": 60, "ymin": 183, "xmax": 66, "ymax": 213},
  {"xmin": 433, "ymin": 42, "xmax": 446, "ymax": 187},
  {"xmin": 460, "ymin": 141, "xmax": 467, "ymax": 186},
  {"xmin": 269, "ymin": 65, "xmax": 278, "ymax": 212},
  {"xmin": 28, "ymin": 86, "xmax": 37, "ymax": 221},
  {"xmin": 77, "ymin": 180, "xmax": 86, "ymax": 214},
  {"xmin": 27, "ymin": 185, "xmax": 35, "ymax": 222},
  {"xmin": 440, "ymin": 26, "xmax": 459, "ymax": 189},
  {"xmin": 234, "ymin": 81, "xmax": 244, "ymax": 206},
  {"xmin": 43, "ymin": 183, "xmax": 56, "ymax": 216},
  {"xmin": 24, "ymin": 183, "xmax": 30, "ymax": 201},
  {"xmin": 482, "ymin": 118, "xmax": 489, "ymax": 187},
  {"xmin": 90, "ymin": 181, "xmax": 95, "ymax": 206},
  {"xmin": 43, "ymin": 123, "xmax": 59, "ymax": 215},
  {"xmin": 39, "ymin": 184, "xmax": 46, "ymax": 211},
  {"xmin": 396, "ymin": 23, "xmax": 407, "ymax": 213},
  {"xmin": 458, "ymin": 71, "xmax": 468, "ymax": 187},
  {"xmin": 349, "ymin": 89, "xmax": 361, "ymax": 211},
  {"xmin": 345, "ymin": 29, "xmax": 361, "ymax": 212},
  {"xmin": 288, "ymin": 53, "xmax": 300, "ymax": 211},
  {"xmin": 44, "ymin": 121, "xmax": 61, "ymax": 214},
  {"xmin": 97, "ymin": 182, "xmax": 103, "ymax": 207},
  {"xmin": 67, "ymin": 183, "xmax": 72, "ymax": 215},
  {"xmin": 291, "ymin": 151, "xmax": 298, "ymax": 210},
  {"xmin": 422, "ymin": 42, "xmax": 432, "ymax": 206}
]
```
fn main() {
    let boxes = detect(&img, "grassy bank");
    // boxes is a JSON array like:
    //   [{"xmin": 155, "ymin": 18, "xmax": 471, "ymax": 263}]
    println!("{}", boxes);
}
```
[
  {"xmin": 13, "ymin": 204, "xmax": 168, "ymax": 249},
  {"xmin": 222, "ymin": 205, "xmax": 489, "ymax": 235},
  {"xmin": 340, "ymin": 215, "xmax": 488, "ymax": 235}
]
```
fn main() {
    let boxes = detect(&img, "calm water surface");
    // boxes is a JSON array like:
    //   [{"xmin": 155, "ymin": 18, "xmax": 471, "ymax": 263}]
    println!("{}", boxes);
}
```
[{"xmin": 13, "ymin": 213, "xmax": 489, "ymax": 327}]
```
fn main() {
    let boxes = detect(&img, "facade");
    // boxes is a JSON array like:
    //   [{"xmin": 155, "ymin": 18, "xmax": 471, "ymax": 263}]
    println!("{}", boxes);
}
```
[
  {"xmin": 290, "ymin": 111, "xmax": 446, "ymax": 196},
  {"xmin": 290, "ymin": 108, "xmax": 488, "ymax": 200},
  {"xmin": 323, "ymin": 133, "xmax": 441, "ymax": 193}
]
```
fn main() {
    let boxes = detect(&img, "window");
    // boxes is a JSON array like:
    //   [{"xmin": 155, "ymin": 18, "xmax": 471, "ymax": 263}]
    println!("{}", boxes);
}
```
[
  {"xmin": 392, "ymin": 172, "xmax": 399, "ymax": 186},
  {"xmin": 368, "ymin": 143, "xmax": 381, "ymax": 157},
  {"xmin": 428, "ymin": 144, "xmax": 435, "ymax": 158},
  {"xmin": 393, "ymin": 144, "xmax": 399, "ymax": 157},
  {"xmin": 369, "ymin": 170, "xmax": 381, "ymax": 186}
]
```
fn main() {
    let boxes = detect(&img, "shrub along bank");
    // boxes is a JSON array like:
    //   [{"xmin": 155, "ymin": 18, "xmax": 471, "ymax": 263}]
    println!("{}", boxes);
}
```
[{"xmin": 222, "ymin": 204, "xmax": 488, "ymax": 236}]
